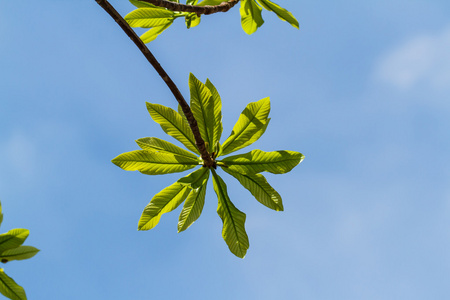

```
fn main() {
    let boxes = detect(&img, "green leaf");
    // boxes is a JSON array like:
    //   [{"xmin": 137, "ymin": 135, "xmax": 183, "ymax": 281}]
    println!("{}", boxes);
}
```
[
  {"xmin": 178, "ymin": 177, "xmax": 208, "ymax": 232},
  {"xmin": 189, "ymin": 74, "xmax": 213, "ymax": 150},
  {"xmin": 136, "ymin": 137, "xmax": 198, "ymax": 160},
  {"xmin": 0, "ymin": 269, "xmax": 26, "ymax": 300},
  {"xmin": 129, "ymin": 0, "xmax": 158, "ymax": 8},
  {"xmin": 256, "ymin": 0, "xmax": 299, "ymax": 29},
  {"xmin": 177, "ymin": 104, "xmax": 189, "ymax": 125},
  {"xmin": 138, "ymin": 182, "xmax": 191, "ymax": 231},
  {"xmin": 185, "ymin": 13, "xmax": 201, "ymax": 29},
  {"xmin": 0, "ymin": 202, "xmax": 3, "ymax": 228},
  {"xmin": 211, "ymin": 169, "xmax": 249, "ymax": 258},
  {"xmin": 197, "ymin": 0, "xmax": 223, "ymax": 5},
  {"xmin": 240, "ymin": 0, "xmax": 264, "ymax": 35},
  {"xmin": 177, "ymin": 167, "xmax": 210, "ymax": 190},
  {"xmin": 220, "ymin": 97, "xmax": 270, "ymax": 156},
  {"xmin": 222, "ymin": 168, "xmax": 283, "ymax": 211},
  {"xmin": 0, "ymin": 246, "xmax": 39, "ymax": 263},
  {"xmin": 125, "ymin": 8, "xmax": 174, "ymax": 28},
  {"xmin": 146, "ymin": 102, "xmax": 199, "ymax": 154},
  {"xmin": 220, "ymin": 149, "xmax": 304, "ymax": 175},
  {"xmin": 205, "ymin": 79, "xmax": 223, "ymax": 151},
  {"xmin": 112, "ymin": 150, "xmax": 198, "ymax": 175},
  {"xmin": 186, "ymin": 0, "xmax": 198, "ymax": 4},
  {"xmin": 213, "ymin": 141, "xmax": 221, "ymax": 159},
  {"xmin": 140, "ymin": 21, "xmax": 173, "ymax": 43},
  {"xmin": 0, "ymin": 229, "xmax": 29, "ymax": 253}
]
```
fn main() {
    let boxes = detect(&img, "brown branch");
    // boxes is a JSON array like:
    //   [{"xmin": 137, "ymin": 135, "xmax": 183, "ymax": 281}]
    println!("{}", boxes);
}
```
[
  {"xmin": 95, "ymin": 0, "xmax": 215, "ymax": 168},
  {"xmin": 137, "ymin": 0, "xmax": 240, "ymax": 16}
]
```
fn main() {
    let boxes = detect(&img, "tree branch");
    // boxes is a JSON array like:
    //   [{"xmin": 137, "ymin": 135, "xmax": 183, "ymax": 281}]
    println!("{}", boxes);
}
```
[
  {"xmin": 95, "ymin": 0, "xmax": 215, "ymax": 168},
  {"xmin": 137, "ymin": 0, "xmax": 240, "ymax": 16}
]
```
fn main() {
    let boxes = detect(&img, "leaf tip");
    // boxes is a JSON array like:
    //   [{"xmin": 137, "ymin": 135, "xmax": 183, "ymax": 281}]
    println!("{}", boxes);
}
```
[
  {"xmin": 111, "ymin": 156, "xmax": 121, "ymax": 167},
  {"xmin": 177, "ymin": 226, "xmax": 185, "ymax": 234}
]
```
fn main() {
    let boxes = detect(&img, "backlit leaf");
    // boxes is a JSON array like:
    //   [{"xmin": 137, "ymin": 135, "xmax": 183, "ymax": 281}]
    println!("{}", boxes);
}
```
[
  {"xmin": 212, "ymin": 170, "xmax": 249, "ymax": 258},
  {"xmin": 129, "ymin": 0, "xmax": 158, "ymax": 8},
  {"xmin": 177, "ymin": 167, "xmax": 210, "ymax": 190},
  {"xmin": 205, "ymin": 79, "xmax": 223, "ymax": 150},
  {"xmin": 140, "ymin": 21, "xmax": 173, "ymax": 43},
  {"xmin": 177, "ymin": 104, "xmax": 189, "ymax": 125},
  {"xmin": 178, "ymin": 179, "xmax": 208, "ymax": 232},
  {"xmin": 136, "ymin": 137, "xmax": 198, "ymax": 160},
  {"xmin": 221, "ymin": 149, "xmax": 304, "ymax": 175},
  {"xmin": 112, "ymin": 150, "xmax": 198, "ymax": 175},
  {"xmin": 185, "ymin": 13, "xmax": 201, "ymax": 29},
  {"xmin": 0, "ymin": 229, "xmax": 29, "ymax": 253},
  {"xmin": 189, "ymin": 74, "xmax": 213, "ymax": 150},
  {"xmin": 0, "ymin": 269, "xmax": 26, "ymax": 300},
  {"xmin": 146, "ymin": 102, "xmax": 199, "ymax": 154},
  {"xmin": 125, "ymin": 8, "xmax": 174, "ymax": 28},
  {"xmin": 240, "ymin": 0, "xmax": 264, "ymax": 35},
  {"xmin": 138, "ymin": 182, "xmax": 191, "ymax": 231},
  {"xmin": 220, "ymin": 97, "xmax": 270, "ymax": 156},
  {"xmin": 0, "ymin": 202, "xmax": 3, "ymax": 228},
  {"xmin": 222, "ymin": 168, "xmax": 283, "ymax": 211},
  {"xmin": 197, "ymin": 0, "xmax": 223, "ymax": 5},
  {"xmin": 256, "ymin": 0, "xmax": 299, "ymax": 29},
  {"xmin": 0, "ymin": 246, "xmax": 39, "ymax": 262}
]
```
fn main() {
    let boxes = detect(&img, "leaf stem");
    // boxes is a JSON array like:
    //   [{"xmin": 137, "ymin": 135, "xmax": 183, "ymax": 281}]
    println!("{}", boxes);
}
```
[
  {"xmin": 95, "ymin": 0, "xmax": 215, "ymax": 168},
  {"xmin": 137, "ymin": 0, "xmax": 240, "ymax": 16}
]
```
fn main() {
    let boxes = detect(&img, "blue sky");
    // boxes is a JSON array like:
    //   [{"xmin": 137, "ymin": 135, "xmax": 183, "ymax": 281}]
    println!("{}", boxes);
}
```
[{"xmin": 1, "ymin": 0, "xmax": 450, "ymax": 299}]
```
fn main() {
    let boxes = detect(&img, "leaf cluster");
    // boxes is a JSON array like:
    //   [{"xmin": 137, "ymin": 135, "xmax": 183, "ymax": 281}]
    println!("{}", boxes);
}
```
[
  {"xmin": 0, "ymin": 203, "xmax": 39, "ymax": 300},
  {"xmin": 112, "ymin": 74, "xmax": 303, "ymax": 258},
  {"xmin": 125, "ymin": 0, "xmax": 299, "ymax": 42}
]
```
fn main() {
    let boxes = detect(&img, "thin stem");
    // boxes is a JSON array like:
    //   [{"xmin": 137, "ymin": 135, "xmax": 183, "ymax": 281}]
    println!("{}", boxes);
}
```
[
  {"xmin": 95, "ymin": 0, "xmax": 215, "ymax": 167},
  {"xmin": 137, "ymin": 0, "xmax": 240, "ymax": 16}
]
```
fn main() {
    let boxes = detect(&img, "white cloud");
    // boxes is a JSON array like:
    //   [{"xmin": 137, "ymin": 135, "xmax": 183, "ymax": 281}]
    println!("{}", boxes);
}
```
[{"xmin": 374, "ymin": 26, "xmax": 450, "ymax": 90}]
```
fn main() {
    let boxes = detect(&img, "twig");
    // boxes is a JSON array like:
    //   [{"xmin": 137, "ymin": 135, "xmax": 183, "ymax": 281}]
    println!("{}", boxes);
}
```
[
  {"xmin": 95, "ymin": 0, "xmax": 215, "ymax": 168},
  {"xmin": 137, "ymin": 0, "xmax": 240, "ymax": 16}
]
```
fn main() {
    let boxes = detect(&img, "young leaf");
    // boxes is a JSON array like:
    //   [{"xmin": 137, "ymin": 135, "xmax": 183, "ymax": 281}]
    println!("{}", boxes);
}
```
[
  {"xmin": 138, "ymin": 182, "xmax": 191, "ymax": 231},
  {"xmin": 129, "ymin": 0, "xmax": 158, "ymax": 8},
  {"xmin": 220, "ymin": 97, "xmax": 270, "ymax": 156},
  {"xmin": 240, "ymin": 0, "xmax": 264, "ymax": 35},
  {"xmin": 205, "ymin": 79, "xmax": 223, "ymax": 150},
  {"xmin": 211, "ymin": 170, "xmax": 249, "ymax": 258},
  {"xmin": 222, "ymin": 168, "xmax": 283, "ymax": 211},
  {"xmin": 140, "ymin": 21, "xmax": 174, "ymax": 43},
  {"xmin": 0, "ymin": 269, "xmax": 26, "ymax": 300},
  {"xmin": 185, "ymin": 12, "xmax": 201, "ymax": 29},
  {"xmin": 0, "ymin": 229, "xmax": 29, "ymax": 253},
  {"xmin": 112, "ymin": 150, "xmax": 198, "ymax": 175},
  {"xmin": 146, "ymin": 102, "xmax": 199, "ymax": 154},
  {"xmin": 136, "ymin": 137, "xmax": 198, "ymax": 160},
  {"xmin": 178, "ymin": 178, "xmax": 208, "ymax": 232},
  {"xmin": 221, "ymin": 149, "xmax": 304, "ymax": 175},
  {"xmin": 0, "ymin": 246, "xmax": 40, "ymax": 262},
  {"xmin": 177, "ymin": 167, "xmax": 210, "ymax": 190},
  {"xmin": 196, "ymin": 0, "xmax": 224, "ymax": 5},
  {"xmin": 189, "ymin": 74, "xmax": 213, "ymax": 149},
  {"xmin": 256, "ymin": 0, "xmax": 299, "ymax": 29},
  {"xmin": 125, "ymin": 8, "xmax": 174, "ymax": 28},
  {"xmin": 186, "ymin": 0, "xmax": 198, "ymax": 4}
]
